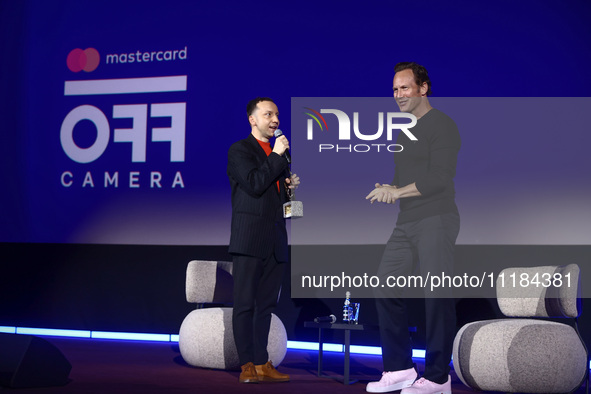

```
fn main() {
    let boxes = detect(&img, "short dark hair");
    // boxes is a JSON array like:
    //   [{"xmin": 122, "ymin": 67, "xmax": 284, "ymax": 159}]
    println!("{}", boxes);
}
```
[
  {"xmin": 394, "ymin": 62, "xmax": 432, "ymax": 96},
  {"xmin": 247, "ymin": 97, "xmax": 275, "ymax": 117}
]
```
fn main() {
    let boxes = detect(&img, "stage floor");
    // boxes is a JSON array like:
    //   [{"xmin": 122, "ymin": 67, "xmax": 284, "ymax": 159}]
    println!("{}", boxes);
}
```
[{"xmin": 2, "ymin": 336, "xmax": 587, "ymax": 393}]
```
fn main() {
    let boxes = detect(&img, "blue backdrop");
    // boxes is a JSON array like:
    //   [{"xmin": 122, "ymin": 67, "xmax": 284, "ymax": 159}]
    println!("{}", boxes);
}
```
[{"xmin": 1, "ymin": 0, "xmax": 590, "ymax": 246}]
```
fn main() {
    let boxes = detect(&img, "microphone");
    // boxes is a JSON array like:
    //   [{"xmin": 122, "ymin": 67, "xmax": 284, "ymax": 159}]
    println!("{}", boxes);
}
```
[
  {"xmin": 273, "ymin": 129, "xmax": 291, "ymax": 164},
  {"xmin": 314, "ymin": 314, "xmax": 337, "ymax": 324}
]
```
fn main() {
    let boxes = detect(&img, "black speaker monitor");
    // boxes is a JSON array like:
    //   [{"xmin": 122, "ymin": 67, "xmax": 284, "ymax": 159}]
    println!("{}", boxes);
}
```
[{"xmin": 0, "ymin": 333, "xmax": 72, "ymax": 388}]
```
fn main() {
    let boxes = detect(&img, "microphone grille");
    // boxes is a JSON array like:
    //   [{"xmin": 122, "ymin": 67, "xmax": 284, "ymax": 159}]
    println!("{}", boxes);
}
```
[{"xmin": 274, "ymin": 129, "xmax": 283, "ymax": 138}]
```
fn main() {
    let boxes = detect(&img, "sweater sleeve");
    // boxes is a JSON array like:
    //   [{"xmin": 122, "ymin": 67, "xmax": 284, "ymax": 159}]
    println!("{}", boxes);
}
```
[
  {"xmin": 227, "ymin": 141, "xmax": 288, "ymax": 197},
  {"xmin": 391, "ymin": 169, "xmax": 399, "ymax": 187},
  {"xmin": 414, "ymin": 120, "xmax": 461, "ymax": 197}
]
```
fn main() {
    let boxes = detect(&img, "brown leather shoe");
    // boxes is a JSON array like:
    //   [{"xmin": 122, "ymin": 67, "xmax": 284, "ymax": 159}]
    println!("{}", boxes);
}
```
[
  {"xmin": 239, "ymin": 362, "xmax": 259, "ymax": 383},
  {"xmin": 255, "ymin": 361, "xmax": 290, "ymax": 382}
]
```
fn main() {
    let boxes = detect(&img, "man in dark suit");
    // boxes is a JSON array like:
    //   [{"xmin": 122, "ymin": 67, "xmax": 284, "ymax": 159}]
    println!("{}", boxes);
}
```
[{"xmin": 227, "ymin": 97, "xmax": 298, "ymax": 384}]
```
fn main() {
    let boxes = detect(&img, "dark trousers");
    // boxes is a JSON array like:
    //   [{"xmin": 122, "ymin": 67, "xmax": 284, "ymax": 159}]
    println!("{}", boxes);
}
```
[
  {"xmin": 374, "ymin": 213, "xmax": 460, "ymax": 384},
  {"xmin": 232, "ymin": 254, "xmax": 285, "ymax": 366}
]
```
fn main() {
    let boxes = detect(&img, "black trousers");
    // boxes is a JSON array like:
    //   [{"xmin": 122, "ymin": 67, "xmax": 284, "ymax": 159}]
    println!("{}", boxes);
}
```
[
  {"xmin": 374, "ymin": 213, "xmax": 460, "ymax": 384},
  {"xmin": 232, "ymin": 254, "xmax": 285, "ymax": 366}
]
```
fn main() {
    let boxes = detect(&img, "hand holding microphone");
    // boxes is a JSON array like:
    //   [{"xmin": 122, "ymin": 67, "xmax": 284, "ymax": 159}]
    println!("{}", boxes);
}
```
[
  {"xmin": 274, "ymin": 128, "xmax": 302, "ymax": 218},
  {"xmin": 273, "ymin": 129, "xmax": 291, "ymax": 163}
]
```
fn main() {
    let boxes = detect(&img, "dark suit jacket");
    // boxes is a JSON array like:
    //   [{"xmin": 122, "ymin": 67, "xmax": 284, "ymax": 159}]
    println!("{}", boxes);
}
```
[{"xmin": 227, "ymin": 133, "xmax": 289, "ymax": 262}]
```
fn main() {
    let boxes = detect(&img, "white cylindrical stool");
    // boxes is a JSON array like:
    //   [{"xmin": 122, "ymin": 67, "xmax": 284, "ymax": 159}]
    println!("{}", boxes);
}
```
[
  {"xmin": 453, "ymin": 319, "xmax": 587, "ymax": 393},
  {"xmin": 179, "ymin": 307, "xmax": 287, "ymax": 370}
]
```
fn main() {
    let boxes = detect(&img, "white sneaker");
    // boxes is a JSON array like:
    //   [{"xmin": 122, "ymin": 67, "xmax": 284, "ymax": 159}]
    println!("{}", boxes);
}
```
[
  {"xmin": 366, "ymin": 367, "xmax": 418, "ymax": 393},
  {"xmin": 400, "ymin": 375, "xmax": 451, "ymax": 394}
]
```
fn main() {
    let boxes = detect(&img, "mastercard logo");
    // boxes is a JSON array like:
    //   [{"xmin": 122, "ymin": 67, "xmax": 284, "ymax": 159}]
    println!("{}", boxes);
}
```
[{"xmin": 67, "ymin": 48, "xmax": 100, "ymax": 72}]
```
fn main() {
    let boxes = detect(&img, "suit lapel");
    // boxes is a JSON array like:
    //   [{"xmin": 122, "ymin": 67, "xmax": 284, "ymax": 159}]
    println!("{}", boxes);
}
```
[
  {"xmin": 246, "ymin": 134, "xmax": 284, "ymax": 198},
  {"xmin": 247, "ymin": 134, "xmax": 268, "ymax": 163}
]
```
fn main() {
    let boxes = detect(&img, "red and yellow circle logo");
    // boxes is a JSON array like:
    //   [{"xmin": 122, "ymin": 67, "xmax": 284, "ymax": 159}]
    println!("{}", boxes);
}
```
[{"xmin": 67, "ymin": 48, "xmax": 100, "ymax": 72}]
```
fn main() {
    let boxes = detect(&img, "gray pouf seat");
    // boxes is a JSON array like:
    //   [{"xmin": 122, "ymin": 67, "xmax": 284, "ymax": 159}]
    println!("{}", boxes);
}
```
[
  {"xmin": 453, "ymin": 264, "xmax": 588, "ymax": 393},
  {"xmin": 178, "ymin": 260, "xmax": 288, "ymax": 370},
  {"xmin": 179, "ymin": 308, "xmax": 287, "ymax": 370}
]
